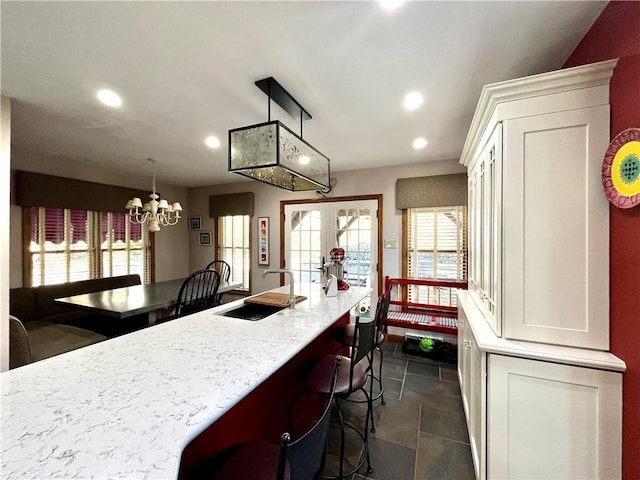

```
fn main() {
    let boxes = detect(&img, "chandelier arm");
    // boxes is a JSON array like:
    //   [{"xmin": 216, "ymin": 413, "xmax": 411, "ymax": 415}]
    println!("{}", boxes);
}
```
[{"xmin": 128, "ymin": 212, "xmax": 148, "ymax": 225}]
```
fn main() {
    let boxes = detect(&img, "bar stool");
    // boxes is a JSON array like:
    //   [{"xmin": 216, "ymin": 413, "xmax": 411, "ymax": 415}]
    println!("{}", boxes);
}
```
[
  {"xmin": 330, "ymin": 293, "xmax": 390, "ymax": 432},
  {"xmin": 191, "ymin": 357, "xmax": 341, "ymax": 480},
  {"xmin": 296, "ymin": 315, "xmax": 377, "ymax": 478}
]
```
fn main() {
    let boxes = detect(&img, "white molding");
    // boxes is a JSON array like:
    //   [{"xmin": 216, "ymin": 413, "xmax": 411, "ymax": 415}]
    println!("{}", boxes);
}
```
[{"xmin": 460, "ymin": 59, "xmax": 618, "ymax": 167}]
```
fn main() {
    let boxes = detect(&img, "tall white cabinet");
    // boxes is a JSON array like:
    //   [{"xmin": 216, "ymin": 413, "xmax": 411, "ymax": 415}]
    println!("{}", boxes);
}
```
[{"xmin": 458, "ymin": 59, "xmax": 626, "ymax": 479}]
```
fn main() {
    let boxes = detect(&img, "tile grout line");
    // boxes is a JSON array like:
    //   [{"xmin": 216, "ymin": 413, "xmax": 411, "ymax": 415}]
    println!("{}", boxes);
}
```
[
  {"xmin": 398, "ymin": 358, "xmax": 409, "ymax": 401},
  {"xmin": 415, "ymin": 404, "xmax": 423, "ymax": 480},
  {"xmin": 420, "ymin": 432, "xmax": 472, "ymax": 447}
]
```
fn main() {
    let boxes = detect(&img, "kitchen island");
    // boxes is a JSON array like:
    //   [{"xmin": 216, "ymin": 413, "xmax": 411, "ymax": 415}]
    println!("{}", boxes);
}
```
[{"xmin": 0, "ymin": 283, "xmax": 371, "ymax": 479}]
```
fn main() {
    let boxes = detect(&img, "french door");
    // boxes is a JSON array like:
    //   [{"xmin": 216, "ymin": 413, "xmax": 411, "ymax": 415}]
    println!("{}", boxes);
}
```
[{"xmin": 284, "ymin": 199, "xmax": 379, "ymax": 301}]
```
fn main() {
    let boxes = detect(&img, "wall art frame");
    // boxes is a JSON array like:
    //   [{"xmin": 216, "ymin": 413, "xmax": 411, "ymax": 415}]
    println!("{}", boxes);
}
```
[
  {"xmin": 199, "ymin": 231, "xmax": 212, "ymax": 246},
  {"xmin": 189, "ymin": 216, "xmax": 202, "ymax": 230},
  {"xmin": 258, "ymin": 216, "xmax": 270, "ymax": 265}
]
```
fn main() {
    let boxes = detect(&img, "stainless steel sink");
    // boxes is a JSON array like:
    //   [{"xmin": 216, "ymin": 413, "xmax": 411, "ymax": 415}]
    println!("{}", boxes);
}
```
[{"xmin": 219, "ymin": 303, "xmax": 286, "ymax": 321}]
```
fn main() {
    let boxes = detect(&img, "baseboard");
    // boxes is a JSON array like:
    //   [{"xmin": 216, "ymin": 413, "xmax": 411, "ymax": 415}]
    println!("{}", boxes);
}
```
[{"xmin": 386, "ymin": 333, "xmax": 404, "ymax": 343}]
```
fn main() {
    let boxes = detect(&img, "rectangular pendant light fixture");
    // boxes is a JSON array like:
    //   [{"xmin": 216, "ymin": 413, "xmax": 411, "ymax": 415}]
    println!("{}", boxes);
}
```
[{"xmin": 228, "ymin": 77, "xmax": 330, "ymax": 191}]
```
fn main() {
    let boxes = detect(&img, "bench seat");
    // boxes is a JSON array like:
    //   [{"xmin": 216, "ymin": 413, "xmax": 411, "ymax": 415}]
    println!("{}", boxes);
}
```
[
  {"xmin": 24, "ymin": 320, "xmax": 106, "ymax": 363},
  {"xmin": 9, "ymin": 274, "xmax": 142, "ymax": 368}
]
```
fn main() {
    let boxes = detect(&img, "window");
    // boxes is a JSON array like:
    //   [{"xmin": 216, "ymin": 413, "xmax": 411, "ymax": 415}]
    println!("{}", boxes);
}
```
[
  {"xmin": 217, "ymin": 215, "xmax": 250, "ymax": 291},
  {"xmin": 26, "ymin": 207, "xmax": 150, "ymax": 286},
  {"xmin": 404, "ymin": 206, "xmax": 467, "ymax": 306}
]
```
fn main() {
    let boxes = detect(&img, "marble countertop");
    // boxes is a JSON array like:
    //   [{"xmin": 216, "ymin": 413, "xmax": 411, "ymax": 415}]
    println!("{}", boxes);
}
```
[{"xmin": 1, "ymin": 284, "xmax": 371, "ymax": 479}]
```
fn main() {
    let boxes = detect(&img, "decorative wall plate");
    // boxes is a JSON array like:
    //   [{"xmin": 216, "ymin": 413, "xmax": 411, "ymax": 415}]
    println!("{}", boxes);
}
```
[{"xmin": 602, "ymin": 128, "xmax": 640, "ymax": 209}]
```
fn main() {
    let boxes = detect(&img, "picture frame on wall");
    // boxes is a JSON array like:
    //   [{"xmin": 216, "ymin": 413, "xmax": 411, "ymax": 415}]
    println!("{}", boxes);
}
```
[
  {"xmin": 258, "ymin": 217, "xmax": 269, "ymax": 265},
  {"xmin": 189, "ymin": 216, "xmax": 202, "ymax": 230},
  {"xmin": 199, "ymin": 231, "xmax": 212, "ymax": 246}
]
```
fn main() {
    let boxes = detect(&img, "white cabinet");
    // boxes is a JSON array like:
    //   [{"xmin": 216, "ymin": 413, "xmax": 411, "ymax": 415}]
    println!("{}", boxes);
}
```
[
  {"xmin": 461, "ymin": 59, "xmax": 615, "ymax": 350},
  {"xmin": 458, "ymin": 291, "xmax": 624, "ymax": 480},
  {"xmin": 459, "ymin": 59, "xmax": 625, "ymax": 480},
  {"xmin": 489, "ymin": 355, "xmax": 622, "ymax": 480}
]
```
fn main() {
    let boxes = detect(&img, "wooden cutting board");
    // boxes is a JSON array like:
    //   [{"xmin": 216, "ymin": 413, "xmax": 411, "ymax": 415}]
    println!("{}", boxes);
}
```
[{"xmin": 244, "ymin": 292, "xmax": 307, "ymax": 307}]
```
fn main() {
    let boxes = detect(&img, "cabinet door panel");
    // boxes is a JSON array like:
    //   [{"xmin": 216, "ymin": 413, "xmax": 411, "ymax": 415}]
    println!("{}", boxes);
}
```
[
  {"xmin": 458, "ymin": 300, "xmax": 486, "ymax": 480},
  {"xmin": 488, "ymin": 355, "xmax": 621, "ymax": 479},
  {"xmin": 468, "ymin": 123, "xmax": 502, "ymax": 337},
  {"xmin": 503, "ymin": 106, "xmax": 609, "ymax": 349},
  {"xmin": 469, "ymin": 334, "xmax": 485, "ymax": 480}
]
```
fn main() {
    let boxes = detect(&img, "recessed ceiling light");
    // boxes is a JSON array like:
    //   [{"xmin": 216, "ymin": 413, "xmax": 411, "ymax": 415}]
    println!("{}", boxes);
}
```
[
  {"xmin": 403, "ymin": 92, "xmax": 423, "ymax": 111},
  {"xmin": 96, "ymin": 89, "xmax": 122, "ymax": 108},
  {"xmin": 205, "ymin": 136, "xmax": 221, "ymax": 149},
  {"xmin": 379, "ymin": 0, "xmax": 405, "ymax": 10},
  {"xmin": 413, "ymin": 137, "xmax": 428, "ymax": 150}
]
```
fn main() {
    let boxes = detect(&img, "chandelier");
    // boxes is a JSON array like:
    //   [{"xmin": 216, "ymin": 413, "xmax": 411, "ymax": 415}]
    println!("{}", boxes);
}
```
[
  {"xmin": 229, "ymin": 77, "xmax": 330, "ymax": 191},
  {"xmin": 125, "ymin": 158, "xmax": 182, "ymax": 232}
]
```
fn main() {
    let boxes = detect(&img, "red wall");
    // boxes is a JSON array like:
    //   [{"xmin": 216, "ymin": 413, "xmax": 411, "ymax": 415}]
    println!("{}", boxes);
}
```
[{"xmin": 564, "ymin": 2, "xmax": 640, "ymax": 477}]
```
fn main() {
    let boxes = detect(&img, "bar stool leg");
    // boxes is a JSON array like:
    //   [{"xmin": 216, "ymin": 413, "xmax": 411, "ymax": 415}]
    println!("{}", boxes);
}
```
[
  {"xmin": 337, "ymin": 399, "xmax": 345, "ymax": 480},
  {"xmin": 378, "ymin": 346, "xmax": 386, "ymax": 405}
]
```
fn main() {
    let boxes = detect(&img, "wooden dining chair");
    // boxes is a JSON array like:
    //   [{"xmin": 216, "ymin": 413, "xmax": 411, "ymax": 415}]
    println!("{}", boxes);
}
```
[
  {"xmin": 172, "ymin": 269, "xmax": 221, "ymax": 319},
  {"xmin": 205, "ymin": 260, "xmax": 231, "ymax": 305}
]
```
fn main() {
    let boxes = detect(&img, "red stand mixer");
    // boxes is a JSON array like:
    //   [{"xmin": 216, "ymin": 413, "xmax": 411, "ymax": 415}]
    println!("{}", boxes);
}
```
[{"xmin": 324, "ymin": 247, "xmax": 350, "ymax": 290}]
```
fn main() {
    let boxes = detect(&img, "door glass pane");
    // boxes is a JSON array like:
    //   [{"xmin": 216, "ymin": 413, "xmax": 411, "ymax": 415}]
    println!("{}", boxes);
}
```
[
  {"xmin": 335, "ymin": 206, "xmax": 372, "ymax": 289},
  {"xmin": 288, "ymin": 208, "xmax": 323, "ymax": 285}
]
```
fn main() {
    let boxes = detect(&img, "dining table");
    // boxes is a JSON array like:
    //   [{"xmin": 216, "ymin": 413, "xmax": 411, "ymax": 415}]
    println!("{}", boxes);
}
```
[{"xmin": 54, "ymin": 277, "xmax": 242, "ymax": 324}]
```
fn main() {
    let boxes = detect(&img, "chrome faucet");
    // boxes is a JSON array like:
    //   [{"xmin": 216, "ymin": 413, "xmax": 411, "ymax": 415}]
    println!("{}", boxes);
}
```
[{"xmin": 262, "ymin": 269, "xmax": 296, "ymax": 309}]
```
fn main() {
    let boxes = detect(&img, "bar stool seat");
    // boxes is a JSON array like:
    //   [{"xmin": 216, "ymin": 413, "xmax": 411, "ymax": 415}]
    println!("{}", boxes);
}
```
[{"xmin": 303, "ymin": 355, "xmax": 367, "ymax": 396}]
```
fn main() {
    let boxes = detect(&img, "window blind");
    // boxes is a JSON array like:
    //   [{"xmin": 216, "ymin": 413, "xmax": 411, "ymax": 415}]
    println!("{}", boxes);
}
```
[
  {"xmin": 406, "ymin": 206, "xmax": 467, "ymax": 306},
  {"xmin": 29, "ymin": 206, "xmax": 149, "ymax": 286},
  {"xmin": 217, "ymin": 215, "xmax": 250, "ymax": 291},
  {"xmin": 407, "ymin": 206, "xmax": 467, "ymax": 279}
]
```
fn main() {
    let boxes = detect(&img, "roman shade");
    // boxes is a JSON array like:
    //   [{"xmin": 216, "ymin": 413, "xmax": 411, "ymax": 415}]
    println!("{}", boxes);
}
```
[
  {"xmin": 209, "ymin": 192, "xmax": 254, "ymax": 218},
  {"xmin": 396, "ymin": 174, "xmax": 467, "ymax": 209},
  {"xmin": 15, "ymin": 171, "xmax": 150, "ymax": 213}
]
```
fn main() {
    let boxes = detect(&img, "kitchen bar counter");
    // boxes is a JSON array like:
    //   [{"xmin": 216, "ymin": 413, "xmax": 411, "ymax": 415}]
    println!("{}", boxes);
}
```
[{"xmin": 0, "ymin": 284, "xmax": 370, "ymax": 479}]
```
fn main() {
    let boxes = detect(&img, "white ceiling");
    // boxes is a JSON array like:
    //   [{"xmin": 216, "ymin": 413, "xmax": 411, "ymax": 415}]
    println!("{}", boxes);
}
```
[{"xmin": 1, "ymin": 1, "xmax": 606, "ymax": 188}]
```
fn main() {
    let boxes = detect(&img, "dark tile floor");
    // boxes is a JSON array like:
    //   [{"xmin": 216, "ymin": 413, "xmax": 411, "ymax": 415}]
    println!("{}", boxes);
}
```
[{"xmin": 323, "ymin": 340, "xmax": 475, "ymax": 480}]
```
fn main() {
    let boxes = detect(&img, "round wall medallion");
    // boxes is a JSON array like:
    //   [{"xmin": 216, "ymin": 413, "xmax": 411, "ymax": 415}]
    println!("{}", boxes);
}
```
[{"xmin": 602, "ymin": 128, "xmax": 640, "ymax": 209}]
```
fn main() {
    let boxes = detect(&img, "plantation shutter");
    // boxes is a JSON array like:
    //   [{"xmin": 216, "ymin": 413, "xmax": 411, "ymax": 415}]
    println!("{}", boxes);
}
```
[
  {"xmin": 217, "ymin": 215, "xmax": 250, "ymax": 291},
  {"xmin": 407, "ymin": 206, "xmax": 467, "ymax": 280},
  {"xmin": 406, "ymin": 206, "xmax": 467, "ymax": 307}
]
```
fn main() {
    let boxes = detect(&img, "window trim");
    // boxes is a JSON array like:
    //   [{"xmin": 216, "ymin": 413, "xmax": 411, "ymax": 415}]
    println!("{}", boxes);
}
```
[{"xmin": 215, "ymin": 214, "xmax": 252, "ymax": 294}]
